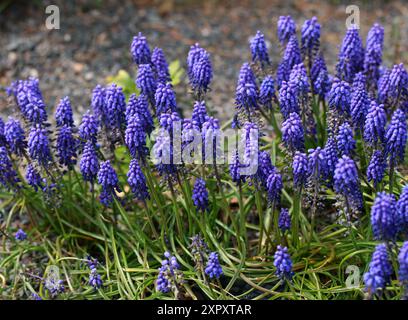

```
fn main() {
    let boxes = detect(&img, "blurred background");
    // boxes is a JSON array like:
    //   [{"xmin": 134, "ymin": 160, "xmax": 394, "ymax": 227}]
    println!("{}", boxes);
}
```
[{"xmin": 0, "ymin": 0, "xmax": 407, "ymax": 121}]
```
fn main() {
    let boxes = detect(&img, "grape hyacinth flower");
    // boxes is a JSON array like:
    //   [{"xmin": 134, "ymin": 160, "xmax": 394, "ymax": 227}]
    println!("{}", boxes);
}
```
[
  {"xmin": 127, "ymin": 158, "xmax": 149, "ymax": 201},
  {"xmin": 398, "ymin": 242, "xmax": 408, "ymax": 293},
  {"xmin": 279, "ymin": 80, "xmax": 300, "ymax": 119},
  {"xmin": 324, "ymin": 137, "xmax": 338, "ymax": 178},
  {"xmin": 301, "ymin": 17, "xmax": 320, "ymax": 61},
  {"xmin": 240, "ymin": 122, "xmax": 260, "ymax": 177},
  {"xmin": 289, "ymin": 63, "xmax": 309, "ymax": 99},
  {"xmin": 105, "ymin": 84, "xmax": 126, "ymax": 129},
  {"xmin": 266, "ymin": 169, "xmax": 283, "ymax": 204},
  {"xmin": 363, "ymin": 244, "xmax": 392, "ymax": 297},
  {"xmin": 202, "ymin": 117, "xmax": 222, "ymax": 164},
  {"xmin": 131, "ymin": 32, "xmax": 151, "ymax": 65},
  {"xmin": 229, "ymin": 150, "xmax": 244, "ymax": 185},
  {"xmin": 282, "ymin": 112, "xmax": 305, "ymax": 152},
  {"xmin": 385, "ymin": 109, "xmax": 407, "ymax": 166},
  {"xmin": 273, "ymin": 245, "xmax": 293, "ymax": 280},
  {"xmin": 282, "ymin": 35, "xmax": 302, "ymax": 71},
  {"xmin": 364, "ymin": 101, "xmax": 386, "ymax": 147},
  {"xmin": 259, "ymin": 76, "xmax": 275, "ymax": 110},
  {"xmin": 79, "ymin": 111, "xmax": 99, "ymax": 144},
  {"xmin": 189, "ymin": 234, "xmax": 208, "ymax": 269},
  {"xmin": 12, "ymin": 78, "xmax": 48, "ymax": 125},
  {"xmin": 350, "ymin": 83, "xmax": 370, "ymax": 131},
  {"xmin": 293, "ymin": 151, "xmax": 308, "ymax": 189},
  {"xmin": 364, "ymin": 23, "xmax": 384, "ymax": 87},
  {"xmin": 125, "ymin": 115, "xmax": 147, "ymax": 160},
  {"xmin": 250, "ymin": 30, "xmax": 270, "ymax": 65},
  {"xmin": 311, "ymin": 55, "xmax": 331, "ymax": 98},
  {"xmin": 397, "ymin": 186, "xmax": 408, "ymax": 235},
  {"xmin": 55, "ymin": 96, "xmax": 74, "ymax": 127},
  {"xmin": 187, "ymin": 43, "xmax": 205, "ymax": 78},
  {"xmin": 126, "ymin": 94, "xmax": 154, "ymax": 133},
  {"xmin": 388, "ymin": 63, "xmax": 408, "ymax": 103},
  {"xmin": 277, "ymin": 16, "xmax": 296, "ymax": 44},
  {"xmin": 235, "ymin": 63, "xmax": 259, "ymax": 116},
  {"xmin": 97, "ymin": 160, "xmax": 120, "ymax": 206},
  {"xmin": 192, "ymin": 51, "xmax": 213, "ymax": 93},
  {"xmin": 153, "ymin": 130, "xmax": 177, "ymax": 177},
  {"xmin": 155, "ymin": 82, "xmax": 177, "ymax": 115},
  {"xmin": 378, "ymin": 68, "xmax": 391, "ymax": 103},
  {"xmin": 152, "ymin": 47, "xmax": 170, "ymax": 83},
  {"xmin": 28, "ymin": 127, "xmax": 52, "ymax": 166},
  {"xmin": 26, "ymin": 163, "xmax": 43, "ymax": 191},
  {"xmin": 336, "ymin": 26, "xmax": 364, "ymax": 83},
  {"xmin": 56, "ymin": 125, "xmax": 78, "ymax": 167},
  {"xmin": 256, "ymin": 151, "xmax": 274, "ymax": 188},
  {"xmin": 80, "ymin": 142, "xmax": 99, "ymax": 183},
  {"xmin": 307, "ymin": 147, "xmax": 328, "ymax": 182},
  {"xmin": 191, "ymin": 101, "xmax": 209, "ymax": 129},
  {"xmin": 278, "ymin": 208, "xmax": 291, "ymax": 232},
  {"xmin": 44, "ymin": 277, "xmax": 65, "ymax": 297},
  {"xmin": 334, "ymin": 155, "xmax": 362, "ymax": 212},
  {"xmin": 311, "ymin": 54, "xmax": 327, "ymax": 86},
  {"xmin": 328, "ymin": 79, "xmax": 351, "ymax": 115},
  {"xmin": 352, "ymin": 72, "xmax": 366, "ymax": 90},
  {"xmin": 205, "ymin": 252, "xmax": 223, "ymax": 279},
  {"xmin": 0, "ymin": 147, "xmax": 19, "ymax": 190},
  {"xmin": 89, "ymin": 269, "xmax": 103, "ymax": 290},
  {"xmin": 159, "ymin": 112, "xmax": 181, "ymax": 133},
  {"xmin": 336, "ymin": 122, "xmax": 356, "ymax": 156},
  {"xmin": 371, "ymin": 192, "xmax": 398, "ymax": 241},
  {"xmin": 367, "ymin": 150, "xmax": 387, "ymax": 186},
  {"xmin": 136, "ymin": 64, "xmax": 157, "ymax": 103},
  {"xmin": 4, "ymin": 118, "xmax": 27, "ymax": 156},
  {"xmin": 192, "ymin": 178, "xmax": 209, "ymax": 213},
  {"xmin": 15, "ymin": 229, "xmax": 27, "ymax": 241},
  {"xmin": 156, "ymin": 252, "xmax": 183, "ymax": 295},
  {"xmin": 91, "ymin": 84, "xmax": 106, "ymax": 122}
]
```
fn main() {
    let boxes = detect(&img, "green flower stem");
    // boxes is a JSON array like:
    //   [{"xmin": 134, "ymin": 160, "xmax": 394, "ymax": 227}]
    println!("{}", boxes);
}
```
[{"xmin": 292, "ymin": 188, "xmax": 302, "ymax": 248}]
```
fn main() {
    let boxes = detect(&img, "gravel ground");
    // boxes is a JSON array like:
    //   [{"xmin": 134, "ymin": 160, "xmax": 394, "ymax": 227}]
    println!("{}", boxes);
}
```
[{"xmin": 0, "ymin": 0, "xmax": 407, "ymax": 121}]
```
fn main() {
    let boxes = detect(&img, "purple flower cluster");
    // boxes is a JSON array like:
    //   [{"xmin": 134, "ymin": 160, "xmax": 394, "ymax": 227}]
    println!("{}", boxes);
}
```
[
  {"xmin": 205, "ymin": 252, "xmax": 223, "ymax": 279},
  {"xmin": 192, "ymin": 178, "xmax": 209, "ymax": 213},
  {"xmin": 273, "ymin": 245, "xmax": 293, "ymax": 280},
  {"xmin": 364, "ymin": 244, "xmax": 392, "ymax": 296}
]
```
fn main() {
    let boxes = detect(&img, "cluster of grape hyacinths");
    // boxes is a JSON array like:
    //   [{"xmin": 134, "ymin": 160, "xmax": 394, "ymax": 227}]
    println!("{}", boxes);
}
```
[
  {"xmin": 277, "ymin": 16, "xmax": 296, "ymax": 44},
  {"xmin": 1, "ymin": 16, "xmax": 408, "ymax": 300},
  {"xmin": 278, "ymin": 208, "xmax": 291, "ymax": 232},
  {"xmin": 192, "ymin": 178, "xmax": 209, "ymax": 212},
  {"xmin": 370, "ymin": 192, "xmax": 398, "ymax": 242},
  {"xmin": 0, "ymin": 146, "xmax": 19, "ymax": 190},
  {"xmin": 87, "ymin": 256, "xmax": 103, "ymax": 290},
  {"xmin": 336, "ymin": 25, "xmax": 364, "ymax": 83},
  {"xmin": 127, "ymin": 158, "xmax": 149, "ymax": 201},
  {"xmin": 273, "ymin": 245, "xmax": 293, "ymax": 280},
  {"xmin": 364, "ymin": 244, "xmax": 392, "ymax": 297},
  {"xmin": 156, "ymin": 252, "xmax": 183, "ymax": 295},
  {"xmin": 15, "ymin": 228, "xmax": 27, "ymax": 241},
  {"xmin": 334, "ymin": 155, "xmax": 362, "ymax": 214},
  {"xmin": 204, "ymin": 252, "xmax": 223, "ymax": 279},
  {"xmin": 189, "ymin": 234, "xmax": 208, "ymax": 270},
  {"xmin": 97, "ymin": 160, "xmax": 121, "ymax": 206},
  {"xmin": 44, "ymin": 276, "xmax": 65, "ymax": 297},
  {"xmin": 250, "ymin": 30, "xmax": 270, "ymax": 65}
]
